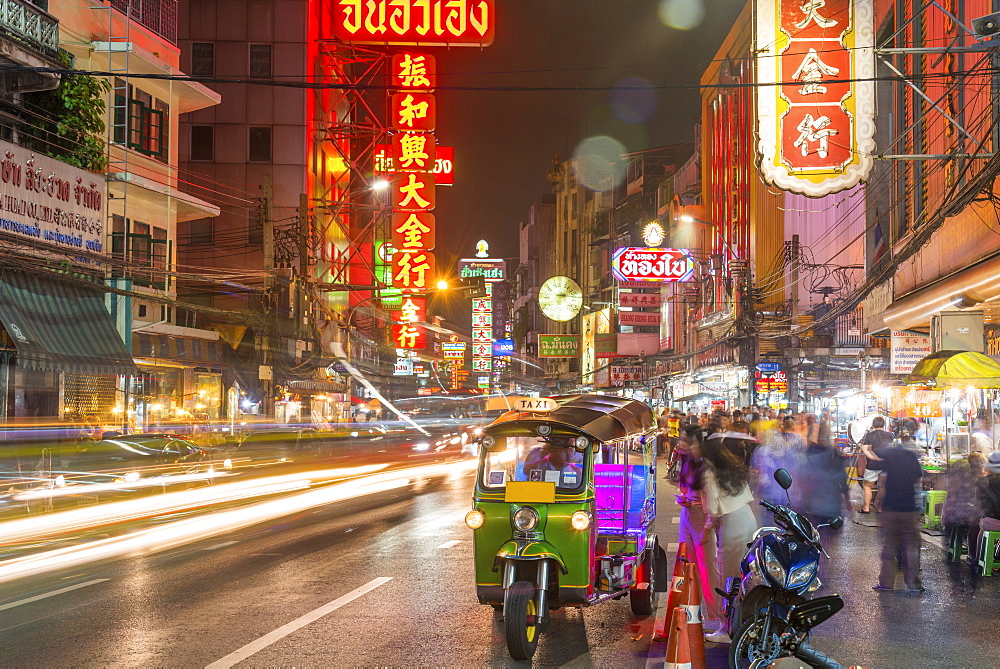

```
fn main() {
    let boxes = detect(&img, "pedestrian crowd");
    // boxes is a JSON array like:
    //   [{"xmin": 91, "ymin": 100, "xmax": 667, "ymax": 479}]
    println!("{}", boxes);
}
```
[
  {"xmin": 659, "ymin": 405, "xmax": 847, "ymax": 644},
  {"xmin": 659, "ymin": 403, "xmax": 1000, "ymax": 645}
]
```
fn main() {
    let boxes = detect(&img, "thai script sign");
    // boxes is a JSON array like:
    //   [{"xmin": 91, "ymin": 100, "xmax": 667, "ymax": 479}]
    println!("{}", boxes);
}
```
[
  {"xmin": 756, "ymin": 0, "xmax": 874, "ymax": 196},
  {"xmin": 458, "ymin": 258, "xmax": 505, "ymax": 281},
  {"xmin": 334, "ymin": 0, "xmax": 495, "ymax": 47},
  {"xmin": 891, "ymin": 330, "xmax": 931, "ymax": 375},
  {"xmin": 375, "ymin": 144, "xmax": 454, "ymax": 186},
  {"xmin": 612, "ymin": 247, "xmax": 695, "ymax": 283},
  {"xmin": 538, "ymin": 334, "xmax": 580, "ymax": 358},
  {"xmin": 610, "ymin": 365, "xmax": 644, "ymax": 386},
  {"xmin": 0, "ymin": 142, "xmax": 105, "ymax": 257}
]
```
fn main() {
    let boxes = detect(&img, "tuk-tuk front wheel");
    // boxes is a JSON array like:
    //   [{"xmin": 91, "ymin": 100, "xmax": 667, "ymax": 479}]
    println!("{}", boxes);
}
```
[{"xmin": 504, "ymin": 581, "xmax": 540, "ymax": 660}]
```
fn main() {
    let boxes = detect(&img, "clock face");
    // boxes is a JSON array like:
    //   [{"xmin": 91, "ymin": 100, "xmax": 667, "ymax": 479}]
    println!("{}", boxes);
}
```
[{"xmin": 539, "ymin": 276, "xmax": 583, "ymax": 322}]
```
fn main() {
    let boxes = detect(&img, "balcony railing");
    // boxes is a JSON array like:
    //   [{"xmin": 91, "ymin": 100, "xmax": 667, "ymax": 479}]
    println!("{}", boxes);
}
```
[
  {"xmin": 0, "ymin": 0, "xmax": 59, "ymax": 59},
  {"xmin": 108, "ymin": 0, "xmax": 177, "ymax": 45}
]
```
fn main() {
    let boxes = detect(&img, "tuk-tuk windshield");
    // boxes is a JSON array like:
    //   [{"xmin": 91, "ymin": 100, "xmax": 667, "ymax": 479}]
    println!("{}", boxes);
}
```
[{"xmin": 482, "ymin": 436, "xmax": 585, "ymax": 491}]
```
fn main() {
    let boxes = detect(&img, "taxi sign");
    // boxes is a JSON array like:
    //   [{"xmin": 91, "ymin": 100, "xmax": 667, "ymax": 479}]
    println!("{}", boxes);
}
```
[{"xmin": 515, "ymin": 397, "xmax": 558, "ymax": 413}]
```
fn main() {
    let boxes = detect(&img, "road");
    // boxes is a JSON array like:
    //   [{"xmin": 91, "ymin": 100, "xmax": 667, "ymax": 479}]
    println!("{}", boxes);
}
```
[
  {"xmin": 1, "ymin": 455, "xmax": 998, "ymax": 667},
  {"xmin": 0, "ymin": 463, "xmax": 666, "ymax": 667}
]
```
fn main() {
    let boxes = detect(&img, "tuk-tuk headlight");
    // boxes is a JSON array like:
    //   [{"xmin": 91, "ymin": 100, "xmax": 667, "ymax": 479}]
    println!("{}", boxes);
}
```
[
  {"xmin": 512, "ymin": 506, "xmax": 540, "ymax": 531},
  {"xmin": 574, "ymin": 436, "xmax": 589, "ymax": 449},
  {"xmin": 465, "ymin": 509, "xmax": 486, "ymax": 529},
  {"xmin": 570, "ymin": 510, "xmax": 591, "ymax": 530}
]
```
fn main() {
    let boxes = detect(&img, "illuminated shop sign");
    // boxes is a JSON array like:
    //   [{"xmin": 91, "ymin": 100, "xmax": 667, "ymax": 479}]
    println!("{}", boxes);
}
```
[
  {"xmin": 756, "ymin": 0, "xmax": 874, "ymax": 196},
  {"xmin": 458, "ymin": 258, "xmax": 505, "ymax": 281},
  {"xmin": 334, "ymin": 0, "xmax": 495, "ymax": 47},
  {"xmin": 611, "ymin": 247, "xmax": 695, "ymax": 283},
  {"xmin": 375, "ymin": 144, "xmax": 454, "ymax": 186}
]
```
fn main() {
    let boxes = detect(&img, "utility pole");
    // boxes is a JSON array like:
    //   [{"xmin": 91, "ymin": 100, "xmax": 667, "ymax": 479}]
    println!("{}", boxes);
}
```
[
  {"xmin": 299, "ymin": 193, "xmax": 310, "ymax": 279},
  {"xmin": 261, "ymin": 174, "xmax": 275, "ymax": 418},
  {"xmin": 789, "ymin": 234, "xmax": 800, "ymax": 411}
]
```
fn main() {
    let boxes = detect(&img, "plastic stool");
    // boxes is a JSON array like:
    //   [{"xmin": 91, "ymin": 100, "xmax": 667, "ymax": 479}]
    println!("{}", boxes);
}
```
[
  {"xmin": 924, "ymin": 490, "xmax": 947, "ymax": 529},
  {"xmin": 948, "ymin": 527, "xmax": 966, "ymax": 563},
  {"xmin": 979, "ymin": 531, "xmax": 1000, "ymax": 576}
]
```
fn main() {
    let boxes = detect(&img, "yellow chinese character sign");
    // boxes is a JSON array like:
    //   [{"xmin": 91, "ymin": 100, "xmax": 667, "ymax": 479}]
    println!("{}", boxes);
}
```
[{"xmin": 392, "ymin": 212, "xmax": 435, "ymax": 250}]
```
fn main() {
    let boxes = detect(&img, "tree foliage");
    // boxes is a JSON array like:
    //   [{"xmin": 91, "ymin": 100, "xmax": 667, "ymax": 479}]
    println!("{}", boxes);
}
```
[{"xmin": 23, "ymin": 52, "xmax": 110, "ymax": 173}]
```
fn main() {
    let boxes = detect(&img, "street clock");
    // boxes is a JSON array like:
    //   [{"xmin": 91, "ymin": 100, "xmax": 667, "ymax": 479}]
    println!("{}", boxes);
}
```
[{"xmin": 538, "ymin": 276, "xmax": 583, "ymax": 322}]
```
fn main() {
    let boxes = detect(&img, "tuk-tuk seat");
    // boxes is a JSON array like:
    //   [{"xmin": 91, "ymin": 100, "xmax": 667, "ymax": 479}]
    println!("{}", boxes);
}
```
[{"xmin": 594, "ymin": 464, "xmax": 650, "ymax": 536}]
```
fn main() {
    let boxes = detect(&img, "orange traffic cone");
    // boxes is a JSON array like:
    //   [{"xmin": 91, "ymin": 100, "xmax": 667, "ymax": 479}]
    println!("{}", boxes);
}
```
[
  {"xmin": 664, "ymin": 606, "xmax": 692, "ymax": 669},
  {"xmin": 654, "ymin": 543, "xmax": 689, "ymax": 641},
  {"xmin": 683, "ymin": 562, "xmax": 707, "ymax": 669}
]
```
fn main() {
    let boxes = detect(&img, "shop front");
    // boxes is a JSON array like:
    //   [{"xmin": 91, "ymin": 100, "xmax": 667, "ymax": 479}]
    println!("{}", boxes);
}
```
[{"xmin": 0, "ymin": 271, "xmax": 137, "ymax": 433}]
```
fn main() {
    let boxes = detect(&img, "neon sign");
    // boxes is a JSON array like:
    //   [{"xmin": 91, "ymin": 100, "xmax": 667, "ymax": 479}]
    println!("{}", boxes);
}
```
[
  {"xmin": 756, "ymin": 0, "xmax": 874, "ymax": 196},
  {"xmin": 334, "ymin": 0, "xmax": 495, "ymax": 47}
]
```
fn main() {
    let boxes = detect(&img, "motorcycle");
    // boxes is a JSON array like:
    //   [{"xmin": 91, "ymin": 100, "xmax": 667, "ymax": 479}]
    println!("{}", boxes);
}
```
[{"xmin": 720, "ymin": 468, "xmax": 846, "ymax": 669}]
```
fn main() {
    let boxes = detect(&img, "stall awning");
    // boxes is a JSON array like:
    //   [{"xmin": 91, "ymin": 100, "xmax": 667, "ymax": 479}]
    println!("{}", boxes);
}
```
[
  {"xmin": 904, "ymin": 349, "xmax": 1000, "ymax": 388},
  {"xmin": 0, "ymin": 272, "xmax": 137, "ymax": 376},
  {"xmin": 133, "ymin": 333, "xmax": 226, "ymax": 369}
]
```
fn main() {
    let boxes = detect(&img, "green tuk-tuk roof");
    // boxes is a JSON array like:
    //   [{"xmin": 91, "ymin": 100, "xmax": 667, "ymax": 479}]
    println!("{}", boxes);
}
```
[{"xmin": 484, "ymin": 393, "xmax": 655, "ymax": 443}]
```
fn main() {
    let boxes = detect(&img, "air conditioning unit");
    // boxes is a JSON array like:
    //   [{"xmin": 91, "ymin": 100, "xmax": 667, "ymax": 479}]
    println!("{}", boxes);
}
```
[{"xmin": 931, "ymin": 311, "xmax": 984, "ymax": 353}]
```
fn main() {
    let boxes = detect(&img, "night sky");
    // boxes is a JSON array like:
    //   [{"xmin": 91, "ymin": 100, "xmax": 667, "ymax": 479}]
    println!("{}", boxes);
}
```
[{"xmin": 431, "ymin": 0, "xmax": 746, "ymax": 272}]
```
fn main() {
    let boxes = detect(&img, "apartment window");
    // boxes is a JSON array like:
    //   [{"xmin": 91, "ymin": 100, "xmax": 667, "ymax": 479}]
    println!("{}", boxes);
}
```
[
  {"xmin": 190, "ymin": 125, "xmax": 214, "ymax": 161},
  {"xmin": 155, "ymin": 98, "xmax": 170, "ymax": 162},
  {"xmin": 130, "ymin": 221, "xmax": 150, "ymax": 264},
  {"xmin": 249, "ymin": 44, "xmax": 272, "ymax": 78},
  {"xmin": 124, "ymin": 86, "xmax": 165, "ymax": 159},
  {"xmin": 191, "ymin": 42, "xmax": 214, "ymax": 77},
  {"xmin": 187, "ymin": 218, "xmax": 213, "ymax": 244},
  {"xmin": 111, "ymin": 215, "xmax": 126, "ymax": 258},
  {"xmin": 248, "ymin": 126, "xmax": 272, "ymax": 162}
]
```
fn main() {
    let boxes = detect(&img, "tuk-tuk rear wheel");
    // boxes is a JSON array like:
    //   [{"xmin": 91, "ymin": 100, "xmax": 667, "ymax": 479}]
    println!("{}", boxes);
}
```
[
  {"xmin": 629, "ymin": 548, "xmax": 656, "ymax": 616},
  {"xmin": 504, "ymin": 581, "xmax": 540, "ymax": 660}
]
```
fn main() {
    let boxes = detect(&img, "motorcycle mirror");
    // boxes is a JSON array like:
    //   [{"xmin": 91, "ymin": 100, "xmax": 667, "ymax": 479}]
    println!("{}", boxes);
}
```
[
  {"xmin": 829, "ymin": 516, "xmax": 844, "ymax": 531},
  {"xmin": 774, "ymin": 468, "xmax": 793, "ymax": 490}
]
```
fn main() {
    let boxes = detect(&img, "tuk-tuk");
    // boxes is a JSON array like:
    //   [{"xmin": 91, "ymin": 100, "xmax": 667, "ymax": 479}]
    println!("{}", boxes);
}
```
[{"xmin": 464, "ymin": 394, "xmax": 668, "ymax": 660}]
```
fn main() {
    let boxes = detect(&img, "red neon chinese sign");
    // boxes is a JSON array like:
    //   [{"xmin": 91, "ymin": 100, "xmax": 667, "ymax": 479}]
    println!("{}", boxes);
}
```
[
  {"xmin": 392, "ymin": 212, "xmax": 435, "ymax": 251},
  {"xmin": 334, "ymin": 0, "xmax": 495, "ymax": 47},
  {"xmin": 392, "ymin": 173, "xmax": 436, "ymax": 212},
  {"xmin": 393, "ymin": 249, "xmax": 435, "ymax": 292},
  {"xmin": 756, "ymin": 0, "xmax": 874, "ymax": 196},
  {"xmin": 392, "ymin": 132, "xmax": 436, "ymax": 172},
  {"xmin": 391, "ymin": 53, "xmax": 436, "ymax": 90},
  {"xmin": 392, "ymin": 92, "xmax": 436, "ymax": 132}
]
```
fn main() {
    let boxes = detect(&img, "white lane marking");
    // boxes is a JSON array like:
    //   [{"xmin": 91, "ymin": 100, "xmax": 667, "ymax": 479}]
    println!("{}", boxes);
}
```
[
  {"xmin": 202, "ymin": 541, "xmax": 238, "ymax": 551},
  {"xmin": 437, "ymin": 540, "xmax": 462, "ymax": 549},
  {"xmin": 206, "ymin": 577, "xmax": 393, "ymax": 669},
  {"xmin": 0, "ymin": 578, "xmax": 108, "ymax": 612}
]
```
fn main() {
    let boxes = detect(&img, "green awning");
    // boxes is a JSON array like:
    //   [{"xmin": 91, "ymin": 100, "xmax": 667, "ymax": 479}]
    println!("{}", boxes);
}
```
[
  {"xmin": 904, "ymin": 350, "xmax": 1000, "ymax": 388},
  {"xmin": 0, "ymin": 271, "xmax": 137, "ymax": 376}
]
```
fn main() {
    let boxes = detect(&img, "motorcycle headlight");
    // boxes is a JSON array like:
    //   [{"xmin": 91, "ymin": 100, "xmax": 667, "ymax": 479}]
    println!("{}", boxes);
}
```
[
  {"xmin": 512, "ymin": 506, "xmax": 540, "ymax": 531},
  {"xmin": 764, "ymin": 548, "xmax": 787, "ymax": 586},
  {"xmin": 465, "ymin": 509, "xmax": 486, "ymax": 529},
  {"xmin": 570, "ymin": 510, "xmax": 591, "ymax": 530},
  {"xmin": 788, "ymin": 562, "xmax": 817, "ymax": 589}
]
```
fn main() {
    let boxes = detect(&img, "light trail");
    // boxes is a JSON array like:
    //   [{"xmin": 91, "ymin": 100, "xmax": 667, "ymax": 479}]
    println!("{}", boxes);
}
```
[
  {"xmin": 0, "ymin": 464, "xmax": 390, "ymax": 547},
  {"xmin": 0, "ymin": 460, "xmax": 476, "ymax": 585}
]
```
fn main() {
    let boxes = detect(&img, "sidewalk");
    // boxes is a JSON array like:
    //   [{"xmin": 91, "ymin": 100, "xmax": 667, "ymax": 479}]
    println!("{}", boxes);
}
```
[{"xmin": 651, "ymin": 467, "xmax": 1000, "ymax": 668}]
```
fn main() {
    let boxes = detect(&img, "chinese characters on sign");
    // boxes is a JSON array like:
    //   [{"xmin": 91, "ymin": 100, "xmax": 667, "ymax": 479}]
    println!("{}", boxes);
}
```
[
  {"xmin": 890, "ymin": 330, "xmax": 932, "ymax": 375},
  {"xmin": 538, "ymin": 335, "xmax": 580, "ymax": 358},
  {"xmin": 375, "ymin": 144, "xmax": 454, "ymax": 186},
  {"xmin": 756, "ymin": 0, "xmax": 874, "ymax": 196},
  {"xmin": 618, "ymin": 292, "xmax": 663, "ymax": 308},
  {"xmin": 611, "ymin": 248, "xmax": 695, "ymax": 283},
  {"xmin": 610, "ymin": 365, "xmax": 644, "ymax": 387},
  {"xmin": 334, "ymin": 0, "xmax": 495, "ymax": 47}
]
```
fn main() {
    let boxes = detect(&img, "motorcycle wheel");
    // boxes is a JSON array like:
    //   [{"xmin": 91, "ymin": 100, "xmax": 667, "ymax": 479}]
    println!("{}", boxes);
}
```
[
  {"xmin": 629, "ymin": 548, "xmax": 656, "ymax": 615},
  {"xmin": 729, "ymin": 615, "xmax": 791, "ymax": 669},
  {"xmin": 504, "ymin": 581, "xmax": 540, "ymax": 660}
]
